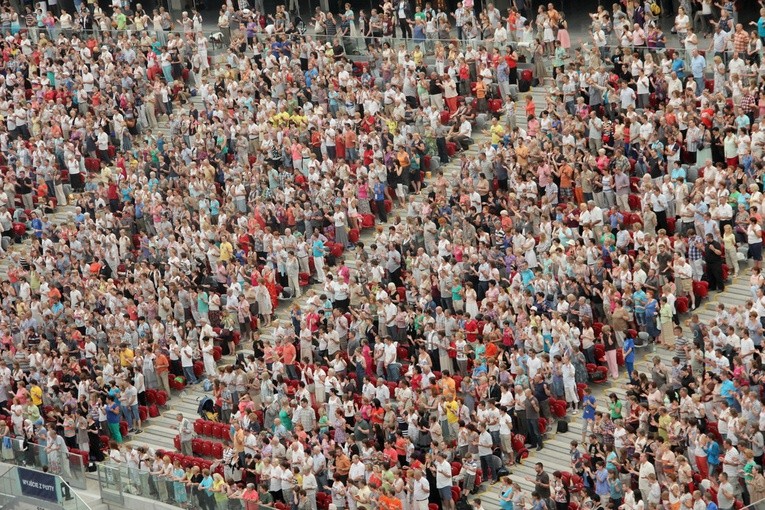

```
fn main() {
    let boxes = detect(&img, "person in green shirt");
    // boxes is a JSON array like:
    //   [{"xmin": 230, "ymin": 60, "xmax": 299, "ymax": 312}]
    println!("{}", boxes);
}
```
[
  {"xmin": 258, "ymin": 484, "xmax": 273, "ymax": 505},
  {"xmin": 451, "ymin": 280, "xmax": 464, "ymax": 312},
  {"xmin": 279, "ymin": 405, "xmax": 293, "ymax": 431},
  {"xmin": 113, "ymin": 7, "xmax": 127, "ymax": 30},
  {"xmin": 608, "ymin": 393, "xmax": 622, "ymax": 420}
]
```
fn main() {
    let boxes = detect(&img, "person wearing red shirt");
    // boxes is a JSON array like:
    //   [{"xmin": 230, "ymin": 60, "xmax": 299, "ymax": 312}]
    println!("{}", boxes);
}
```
[{"xmin": 281, "ymin": 338, "xmax": 298, "ymax": 380}]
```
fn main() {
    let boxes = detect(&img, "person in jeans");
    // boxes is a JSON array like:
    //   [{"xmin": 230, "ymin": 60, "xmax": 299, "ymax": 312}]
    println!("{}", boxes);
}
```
[{"xmin": 525, "ymin": 388, "xmax": 543, "ymax": 451}]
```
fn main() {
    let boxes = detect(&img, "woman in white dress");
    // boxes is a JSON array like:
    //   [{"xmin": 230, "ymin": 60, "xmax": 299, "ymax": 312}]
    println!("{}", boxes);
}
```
[
  {"xmin": 464, "ymin": 282, "xmax": 479, "ymax": 319},
  {"xmin": 201, "ymin": 337, "xmax": 217, "ymax": 378},
  {"xmin": 255, "ymin": 278, "xmax": 272, "ymax": 327}
]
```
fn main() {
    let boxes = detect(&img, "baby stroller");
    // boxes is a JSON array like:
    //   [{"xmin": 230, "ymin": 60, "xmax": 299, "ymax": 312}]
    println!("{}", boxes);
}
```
[{"xmin": 197, "ymin": 396, "xmax": 218, "ymax": 422}]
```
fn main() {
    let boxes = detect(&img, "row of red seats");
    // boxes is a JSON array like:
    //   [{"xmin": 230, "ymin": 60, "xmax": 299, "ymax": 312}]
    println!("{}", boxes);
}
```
[
  {"xmin": 194, "ymin": 419, "xmax": 233, "ymax": 440},
  {"xmin": 180, "ymin": 436, "xmax": 225, "ymax": 458},
  {"xmin": 156, "ymin": 449, "xmax": 223, "ymax": 475}
]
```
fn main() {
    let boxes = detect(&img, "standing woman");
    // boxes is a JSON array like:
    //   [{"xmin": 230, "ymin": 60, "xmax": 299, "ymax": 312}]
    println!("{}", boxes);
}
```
[
  {"xmin": 644, "ymin": 290, "xmax": 661, "ymax": 344},
  {"xmin": 601, "ymin": 325, "xmax": 619, "ymax": 380},
  {"xmin": 499, "ymin": 476, "xmax": 515, "ymax": 510},
  {"xmin": 722, "ymin": 224, "xmax": 740, "ymax": 278}
]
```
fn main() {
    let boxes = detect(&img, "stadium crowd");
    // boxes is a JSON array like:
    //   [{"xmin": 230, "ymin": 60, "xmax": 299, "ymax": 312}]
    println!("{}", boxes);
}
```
[{"xmin": 0, "ymin": 0, "xmax": 765, "ymax": 509}]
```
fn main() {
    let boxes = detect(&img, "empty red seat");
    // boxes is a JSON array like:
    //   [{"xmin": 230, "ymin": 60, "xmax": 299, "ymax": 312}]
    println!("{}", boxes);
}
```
[
  {"xmin": 675, "ymin": 296, "xmax": 689, "ymax": 314},
  {"xmin": 361, "ymin": 213, "xmax": 375, "ymax": 228},
  {"xmin": 85, "ymin": 157, "xmax": 100, "ymax": 172},
  {"xmin": 693, "ymin": 280, "xmax": 709, "ymax": 300}
]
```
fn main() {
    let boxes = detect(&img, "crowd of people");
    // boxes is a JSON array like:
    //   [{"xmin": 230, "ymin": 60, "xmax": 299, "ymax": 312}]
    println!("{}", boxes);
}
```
[{"xmin": 0, "ymin": 0, "xmax": 764, "ymax": 509}]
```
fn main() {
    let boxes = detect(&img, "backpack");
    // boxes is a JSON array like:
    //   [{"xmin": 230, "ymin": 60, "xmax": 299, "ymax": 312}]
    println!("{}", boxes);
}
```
[
  {"xmin": 649, "ymin": 1, "xmax": 661, "ymax": 15},
  {"xmin": 456, "ymin": 496, "xmax": 471, "ymax": 510}
]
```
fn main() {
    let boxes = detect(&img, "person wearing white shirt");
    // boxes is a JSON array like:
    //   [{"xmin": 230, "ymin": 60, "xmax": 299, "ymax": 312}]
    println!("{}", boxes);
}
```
[
  {"xmin": 412, "ymin": 469, "xmax": 431, "ymax": 510},
  {"xmin": 348, "ymin": 456, "xmax": 365, "ymax": 483},
  {"xmin": 636, "ymin": 71, "xmax": 650, "ymax": 109},
  {"xmin": 499, "ymin": 410, "xmax": 514, "ymax": 457},
  {"xmin": 434, "ymin": 452, "xmax": 455, "ymax": 510},
  {"xmin": 619, "ymin": 82, "xmax": 636, "ymax": 111},
  {"xmin": 527, "ymin": 351, "xmax": 542, "ymax": 379}
]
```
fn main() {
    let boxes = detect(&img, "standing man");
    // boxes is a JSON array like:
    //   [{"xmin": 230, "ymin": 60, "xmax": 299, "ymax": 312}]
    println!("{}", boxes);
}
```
[
  {"xmin": 412, "ymin": 468, "xmax": 430, "ymax": 510},
  {"xmin": 177, "ymin": 413, "xmax": 194, "ymax": 457},
  {"xmin": 524, "ymin": 388, "xmax": 543, "ymax": 451},
  {"xmin": 396, "ymin": 0, "xmax": 411, "ymax": 38},
  {"xmin": 690, "ymin": 49, "xmax": 706, "ymax": 96},
  {"xmin": 704, "ymin": 233, "xmax": 725, "ymax": 292},
  {"xmin": 311, "ymin": 231, "xmax": 327, "ymax": 284},
  {"xmin": 435, "ymin": 451, "xmax": 455, "ymax": 510}
]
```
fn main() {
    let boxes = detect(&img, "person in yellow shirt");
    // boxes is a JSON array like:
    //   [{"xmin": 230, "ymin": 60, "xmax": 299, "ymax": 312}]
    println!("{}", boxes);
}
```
[
  {"xmin": 412, "ymin": 46, "xmax": 424, "ymax": 66},
  {"xmin": 443, "ymin": 397, "xmax": 460, "ymax": 441},
  {"xmin": 29, "ymin": 380, "xmax": 43, "ymax": 408},
  {"xmin": 219, "ymin": 234, "xmax": 233, "ymax": 262},
  {"xmin": 487, "ymin": 117, "xmax": 505, "ymax": 146},
  {"xmin": 119, "ymin": 344, "xmax": 135, "ymax": 368}
]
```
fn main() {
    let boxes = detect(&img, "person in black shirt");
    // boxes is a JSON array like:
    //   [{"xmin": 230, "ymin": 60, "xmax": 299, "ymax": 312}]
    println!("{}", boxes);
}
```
[
  {"xmin": 16, "ymin": 170, "xmax": 33, "ymax": 211},
  {"xmin": 704, "ymin": 233, "xmax": 725, "ymax": 291}
]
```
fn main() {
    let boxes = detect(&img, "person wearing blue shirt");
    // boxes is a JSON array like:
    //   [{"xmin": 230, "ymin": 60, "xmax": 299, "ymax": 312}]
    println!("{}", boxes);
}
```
[
  {"xmin": 498, "ymin": 478, "xmax": 514, "ymax": 510},
  {"xmin": 581, "ymin": 387, "xmax": 597, "ymax": 442},
  {"xmin": 756, "ymin": 11, "xmax": 765, "ymax": 43},
  {"xmin": 304, "ymin": 66, "xmax": 318, "ymax": 88},
  {"xmin": 198, "ymin": 471, "xmax": 214, "ymax": 504},
  {"xmin": 311, "ymin": 233, "xmax": 327, "ymax": 283},
  {"xmin": 373, "ymin": 178, "xmax": 387, "ymax": 223},
  {"xmin": 30, "ymin": 214, "xmax": 42, "ymax": 239},
  {"xmin": 670, "ymin": 161, "xmax": 686, "ymax": 181},
  {"xmin": 671, "ymin": 54, "xmax": 686, "ymax": 80},
  {"xmin": 644, "ymin": 291, "xmax": 660, "ymax": 341},
  {"xmin": 705, "ymin": 437, "xmax": 721, "ymax": 472},
  {"xmin": 720, "ymin": 373, "xmax": 737, "ymax": 407},
  {"xmin": 633, "ymin": 287, "xmax": 647, "ymax": 328},
  {"xmin": 270, "ymin": 40, "xmax": 282, "ymax": 58},
  {"xmin": 593, "ymin": 462, "xmax": 610, "ymax": 500},
  {"xmin": 623, "ymin": 335, "xmax": 636, "ymax": 378},
  {"xmin": 690, "ymin": 49, "xmax": 706, "ymax": 95},
  {"xmin": 105, "ymin": 395, "xmax": 123, "ymax": 443}
]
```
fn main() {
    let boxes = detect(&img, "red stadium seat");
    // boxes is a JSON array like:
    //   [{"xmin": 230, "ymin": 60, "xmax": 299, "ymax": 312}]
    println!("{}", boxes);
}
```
[
  {"xmin": 594, "ymin": 343, "xmax": 606, "ymax": 363},
  {"xmin": 675, "ymin": 296, "xmax": 689, "ymax": 314},
  {"xmin": 693, "ymin": 280, "xmax": 709, "ymax": 300},
  {"xmin": 361, "ymin": 214, "xmax": 375, "ymax": 228}
]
